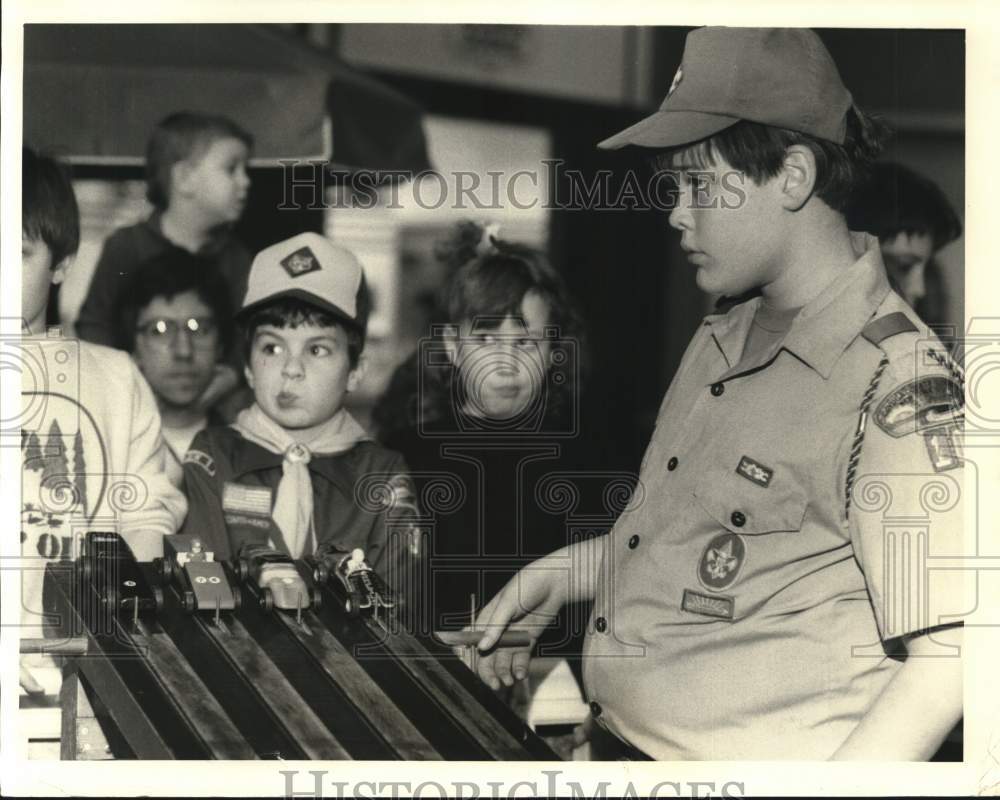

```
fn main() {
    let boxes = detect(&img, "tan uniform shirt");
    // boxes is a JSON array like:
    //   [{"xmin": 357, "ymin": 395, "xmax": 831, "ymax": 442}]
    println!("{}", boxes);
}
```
[{"xmin": 583, "ymin": 235, "xmax": 966, "ymax": 760}]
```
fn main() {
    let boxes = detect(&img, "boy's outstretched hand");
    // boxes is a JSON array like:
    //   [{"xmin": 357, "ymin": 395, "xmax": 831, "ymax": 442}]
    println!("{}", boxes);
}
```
[{"xmin": 471, "ymin": 564, "xmax": 566, "ymax": 690}]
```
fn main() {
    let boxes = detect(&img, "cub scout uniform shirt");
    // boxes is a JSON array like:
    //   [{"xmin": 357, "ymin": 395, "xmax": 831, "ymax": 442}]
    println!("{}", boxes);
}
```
[{"xmin": 582, "ymin": 234, "xmax": 967, "ymax": 760}]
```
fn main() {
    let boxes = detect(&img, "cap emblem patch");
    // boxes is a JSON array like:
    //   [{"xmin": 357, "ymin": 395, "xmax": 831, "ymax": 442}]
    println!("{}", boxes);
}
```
[{"xmin": 281, "ymin": 246, "xmax": 321, "ymax": 278}]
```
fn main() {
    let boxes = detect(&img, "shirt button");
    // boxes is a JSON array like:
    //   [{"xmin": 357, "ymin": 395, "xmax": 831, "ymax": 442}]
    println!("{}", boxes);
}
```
[
  {"xmin": 595, "ymin": 616, "xmax": 608, "ymax": 633},
  {"xmin": 710, "ymin": 382, "xmax": 725, "ymax": 397},
  {"xmin": 667, "ymin": 457, "xmax": 678, "ymax": 471},
  {"xmin": 731, "ymin": 511, "xmax": 746, "ymax": 528},
  {"xmin": 628, "ymin": 534, "xmax": 640, "ymax": 549},
  {"xmin": 590, "ymin": 700, "xmax": 603, "ymax": 717}
]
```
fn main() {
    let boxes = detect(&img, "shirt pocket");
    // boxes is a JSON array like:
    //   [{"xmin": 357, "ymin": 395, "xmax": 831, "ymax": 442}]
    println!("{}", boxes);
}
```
[{"xmin": 693, "ymin": 465, "xmax": 808, "ymax": 537}]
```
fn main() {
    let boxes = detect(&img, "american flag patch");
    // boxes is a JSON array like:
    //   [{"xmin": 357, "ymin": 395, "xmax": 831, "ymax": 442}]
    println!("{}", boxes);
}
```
[
  {"xmin": 222, "ymin": 483, "xmax": 273, "ymax": 516},
  {"xmin": 736, "ymin": 455, "xmax": 773, "ymax": 488}
]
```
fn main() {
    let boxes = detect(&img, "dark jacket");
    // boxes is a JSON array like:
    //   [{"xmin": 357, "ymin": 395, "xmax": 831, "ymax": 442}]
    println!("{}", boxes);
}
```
[
  {"xmin": 179, "ymin": 426, "xmax": 423, "ymax": 592},
  {"xmin": 76, "ymin": 213, "xmax": 251, "ymax": 349}
]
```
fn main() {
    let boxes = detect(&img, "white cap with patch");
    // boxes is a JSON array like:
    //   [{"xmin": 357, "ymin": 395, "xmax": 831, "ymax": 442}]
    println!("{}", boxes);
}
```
[{"xmin": 238, "ymin": 232, "xmax": 366, "ymax": 330}]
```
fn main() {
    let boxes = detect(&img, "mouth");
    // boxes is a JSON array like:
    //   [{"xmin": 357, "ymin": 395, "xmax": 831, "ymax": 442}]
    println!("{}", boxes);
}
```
[{"xmin": 276, "ymin": 392, "xmax": 299, "ymax": 409}]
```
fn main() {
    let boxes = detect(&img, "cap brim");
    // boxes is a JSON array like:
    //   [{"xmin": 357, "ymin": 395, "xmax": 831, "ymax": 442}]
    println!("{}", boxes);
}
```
[
  {"xmin": 598, "ymin": 110, "xmax": 742, "ymax": 150},
  {"xmin": 237, "ymin": 288, "xmax": 361, "ymax": 330}
]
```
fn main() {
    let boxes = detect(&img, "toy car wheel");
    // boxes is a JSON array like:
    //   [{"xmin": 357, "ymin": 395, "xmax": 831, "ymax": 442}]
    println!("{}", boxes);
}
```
[
  {"xmin": 313, "ymin": 565, "xmax": 328, "ymax": 585},
  {"xmin": 260, "ymin": 587, "xmax": 274, "ymax": 612},
  {"xmin": 345, "ymin": 589, "xmax": 364, "ymax": 617},
  {"xmin": 153, "ymin": 586, "xmax": 165, "ymax": 613},
  {"xmin": 182, "ymin": 590, "xmax": 196, "ymax": 613},
  {"xmin": 311, "ymin": 589, "xmax": 322, "ymax": 610},
  {"xmin": 237, "ymin": 559, "xmax": 249, "ymax": 582},
  {"xmin": 79, "ymin": 557, "xmax": 92, "ymax": 583},
  {"xmin": 232, "ymin": 588, "xmax": 242, "ymax": 610}
]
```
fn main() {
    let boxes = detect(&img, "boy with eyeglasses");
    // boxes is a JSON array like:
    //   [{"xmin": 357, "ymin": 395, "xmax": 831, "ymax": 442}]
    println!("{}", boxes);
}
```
[{"xmin": 112, "ymin": 250, "xmax": 235, "ymax": 464}]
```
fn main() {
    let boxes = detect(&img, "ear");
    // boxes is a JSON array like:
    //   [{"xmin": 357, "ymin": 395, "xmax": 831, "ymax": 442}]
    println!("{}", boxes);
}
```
[
  {"xmin": 51, "ymin": 255, "xmax": 72, "ymax": 286},
  {"xmin": 441, "ymin": 324, "xmax": 460, "ymax": 365},
  {"xmin": 779, "ymin": 145, "xmax": 817, "ymax": 211},
  {"xmin": 244, "ymin": 363, "xmax": 255, "ymax": 390},
  {"xmin": 171, "ymin": 159, "xmax": 196, "ymax": 198},
  {"xmin": 346, "ymin": 355, "xmax": 367, "ymax": 393}
]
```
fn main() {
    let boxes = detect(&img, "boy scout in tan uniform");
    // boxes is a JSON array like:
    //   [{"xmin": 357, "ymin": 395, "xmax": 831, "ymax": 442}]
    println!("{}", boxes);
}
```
[{"xmin": 474, "ymin": 27, "xmax": 966, "ymax": 760}]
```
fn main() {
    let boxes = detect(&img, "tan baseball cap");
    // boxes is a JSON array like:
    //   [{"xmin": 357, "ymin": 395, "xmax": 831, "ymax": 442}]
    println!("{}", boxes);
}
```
[
  {"xmin": 598, "ymin": 27, "xmax": 853, "ymax": 150},
  {"xmin": 239, "ymin": 232, "xmax": 366, "ymax": 330}
]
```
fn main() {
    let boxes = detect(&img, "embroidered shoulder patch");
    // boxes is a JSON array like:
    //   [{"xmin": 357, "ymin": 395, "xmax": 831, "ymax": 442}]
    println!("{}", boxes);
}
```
[
  {"xmin": 184, "ymin": 449, "xmax": 216, "ymax": 476},
  {"xmin": 873, "ymin": 375, "xmax": 963, "ymax": 438}
]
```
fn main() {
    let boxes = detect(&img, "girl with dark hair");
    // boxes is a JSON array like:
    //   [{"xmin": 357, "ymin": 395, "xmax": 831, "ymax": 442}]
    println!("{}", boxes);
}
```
[{"xmin": 375, "ymin": 222, "xmax": 592, "ymax": 665}]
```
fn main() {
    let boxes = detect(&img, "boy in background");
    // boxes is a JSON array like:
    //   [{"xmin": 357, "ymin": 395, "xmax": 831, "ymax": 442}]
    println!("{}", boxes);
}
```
[
  {"xmin": 20, "ymin": 146, "xmax": 186, "ymax": 691},
  {"xmin": 180, "ymin": 233, "xmax": 423, "ymax": 602},
  {"xmin": 76, "ymin": 112, "xmax": 252, "ymax": 415},
  {"xmin": 846, "ymin": 161, "xmax": 963, "ymax": 327},
  {"xmin": 112, "ymin": 251, "xmax": 234, "ymax": 464}
]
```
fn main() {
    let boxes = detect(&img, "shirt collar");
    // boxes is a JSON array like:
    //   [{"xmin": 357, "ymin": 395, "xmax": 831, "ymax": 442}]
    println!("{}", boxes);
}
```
[{"xmin": 705, "ymin": 232, "xmax": 891, "ymax": 380}]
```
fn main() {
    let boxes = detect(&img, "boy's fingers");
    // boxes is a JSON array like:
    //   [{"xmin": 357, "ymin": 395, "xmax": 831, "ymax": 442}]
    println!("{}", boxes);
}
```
[
  {"xmin": 492, "ymin": 648, "xmax": 515, "ymax": 686},
  {"xmin": 475, "ymin": 594, "xmax": 512, "ymax": 651},
  {"xmin": 476, "ymin": 652, "xmax": 501, "ymax": 690},
  {"xmin": 511, "ymin": 649, "xmax": 531, "ymax": 681}
]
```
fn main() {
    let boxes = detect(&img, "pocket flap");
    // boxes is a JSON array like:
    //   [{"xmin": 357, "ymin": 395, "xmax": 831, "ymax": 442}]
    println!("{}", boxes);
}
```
[{"xmin": 693, "ymin": 468, "xmax": 807, "ymax": 535}]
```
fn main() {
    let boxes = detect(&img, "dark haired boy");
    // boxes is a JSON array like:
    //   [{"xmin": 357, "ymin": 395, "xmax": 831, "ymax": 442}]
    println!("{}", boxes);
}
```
[
  {"xmin": 180, "ymin": 233, "xmax": 422, "ymax": 596},
  {"xmin": 112, "ymin": 250, "xmax": 234, "ymax": 463},
  {"xmin": 76, "ymin": 112, "xmax": 252, "ymax": 368},
  {"xmin": 847, "ymin": 161, "xmax": 963, "ymax": 324},
  {"xmin": 20, "ymin": 147, "xmax": 186, "ymax": 693},
  {"xmin": 474, "ymin": 28, "xmax": 966, "ymax": 761}
]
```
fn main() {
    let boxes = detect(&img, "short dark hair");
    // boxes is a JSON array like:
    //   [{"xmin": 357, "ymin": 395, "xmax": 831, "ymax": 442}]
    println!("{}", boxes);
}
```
[
  {"xmin": 22, "ymin": 146, "xmax": 80, "ymax": 267},
  {"xmin": 654, "ymin": 106, "xmax": 890, "ymax": 212},
  {"xmin": 112, "ymin": 249, "xmax": 234, "ymax": 356},
  {"xmin": 146, "ymin": 112, "xmax": 253, "ymax": 210},
  {"xmin": 845, "ymin": 161, "xmax": 962, "ymax": 251},
  {"xmin": 241, "ymin": 290, "xmax": 369, "ymax": 369}
]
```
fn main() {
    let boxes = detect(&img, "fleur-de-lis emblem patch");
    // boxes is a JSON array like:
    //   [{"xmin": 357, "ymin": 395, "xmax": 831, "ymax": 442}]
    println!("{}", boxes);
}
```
[{"xmin": 698, "ymin": 532, "xmax": 746, "ymax": 592}]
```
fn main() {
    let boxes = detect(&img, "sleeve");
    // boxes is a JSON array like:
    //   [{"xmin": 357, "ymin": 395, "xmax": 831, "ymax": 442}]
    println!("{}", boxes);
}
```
[
  {"xmin": 115, "ymin": 357, "xmax": 188, "ymax": 560},
  {"xmin": 846, "ymin": 350, "xmax": 970, "ymax": 641},
  {"xmin": 178, "ymin": 430, "xmax": 234, "ymax": 561},
  {"xmin": 367, "ymin": 454, "xmax": 428, "ymax": 629},
  {"xmin": 75, "ymin": 229, "xmax": 131, "ymax": 347}
]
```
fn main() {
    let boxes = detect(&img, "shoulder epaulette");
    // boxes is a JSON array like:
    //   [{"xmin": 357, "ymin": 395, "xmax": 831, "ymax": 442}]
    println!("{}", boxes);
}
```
[{"xmin": 861, "ymin": 312, "xmax": 918, "ymax": 346}]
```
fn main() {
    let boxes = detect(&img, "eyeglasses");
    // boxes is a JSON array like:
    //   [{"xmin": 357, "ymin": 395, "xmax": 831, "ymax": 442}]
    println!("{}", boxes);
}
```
[{"xmin": 136, "ymin": 317, "xmax": 219, "ymax": 349}]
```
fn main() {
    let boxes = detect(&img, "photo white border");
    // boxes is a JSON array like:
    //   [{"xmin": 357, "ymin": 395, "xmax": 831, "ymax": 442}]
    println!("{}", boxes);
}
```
[{"xmin": 2, "ymin": 0, "xmax": 996, "ymax": 796}]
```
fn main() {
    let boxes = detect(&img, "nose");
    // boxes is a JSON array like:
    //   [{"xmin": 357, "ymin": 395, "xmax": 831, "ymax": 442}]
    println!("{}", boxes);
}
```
[
  {"xmin": 905, "ymin": 264, "xmax": 927, "ymax": 305},
  {"xmin": 668, "ymin": 186, "xmax": 693, "ymax": 232},
  {"xmin": 281, "ymin": 352, "xmax": 304, "ymax": 380},
  {"xmin": 237, "ymin": 167, "xmax": 250, "ymax": 192},
  {"xmin": 172, "ymin": 329, "xmax": 194, "ymax": 360}
]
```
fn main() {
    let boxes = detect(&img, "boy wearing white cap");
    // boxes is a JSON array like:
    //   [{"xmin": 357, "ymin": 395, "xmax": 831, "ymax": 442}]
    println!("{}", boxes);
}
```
[
  {"xmin": 474, "ymin": 28, "xmax": 966, "ymax": 760},
  {"xmin": 180, "ymin": 233, "xmax": 421, "ymax": 586}
]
